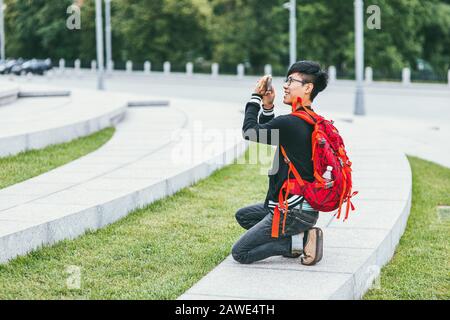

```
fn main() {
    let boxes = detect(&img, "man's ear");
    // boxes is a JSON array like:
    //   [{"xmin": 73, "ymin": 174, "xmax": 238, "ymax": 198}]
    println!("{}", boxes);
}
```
[{"xmin": 306, "ymin": 83, "xmax": 314, "ymax": 95}]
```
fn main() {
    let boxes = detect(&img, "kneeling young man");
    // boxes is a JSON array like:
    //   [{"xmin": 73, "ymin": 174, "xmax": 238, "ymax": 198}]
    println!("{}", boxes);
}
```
[{"xmin": 232, "ymin": 61, "xmax": 328, "ymax": 265}]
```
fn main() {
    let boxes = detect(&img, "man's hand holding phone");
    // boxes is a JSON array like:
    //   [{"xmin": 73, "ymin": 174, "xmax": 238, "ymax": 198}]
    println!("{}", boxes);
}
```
[{"xmin": 254, "ymin": 75, "xmax": 275, "ymax": 110}]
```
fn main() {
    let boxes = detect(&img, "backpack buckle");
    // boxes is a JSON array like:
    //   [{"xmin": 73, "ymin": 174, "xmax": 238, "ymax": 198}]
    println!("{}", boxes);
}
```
[{"xmin": 277, "ymin": 203, "xmax": 288, "ymax": 214}]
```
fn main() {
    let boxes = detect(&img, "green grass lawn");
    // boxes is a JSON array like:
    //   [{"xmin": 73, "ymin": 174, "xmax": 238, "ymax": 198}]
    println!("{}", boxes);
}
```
[
  {"xmin": 0, "ymin": 144, "xmax": 448, "ymax": 299},
  {"xmin": 364, "ymin": 156, "xmax": 450, "ymax": 300},
  {"xmin": 0, "ymin": 128, "xmax": 115, "ymax": 190}
]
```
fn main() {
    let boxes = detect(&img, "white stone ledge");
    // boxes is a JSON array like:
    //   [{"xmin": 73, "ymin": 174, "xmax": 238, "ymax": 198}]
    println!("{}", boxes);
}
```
[
  {"xmin": 0, "ymin": 98, "xmax": 246, "ymax": 265},
  {"xmin": 179, "ymin": 119, "xmax": 413, "ymax": 300},
  {"xmin": 0, "ymin": 85, "xmax": 128, "ymax": 158},
  {"xmin": 0, "ymin": 83, "xmax": 19, "ymax": 106},
  {"xmin": 0, "ymin": 141, "xmax": 247, "ymax": 264}
]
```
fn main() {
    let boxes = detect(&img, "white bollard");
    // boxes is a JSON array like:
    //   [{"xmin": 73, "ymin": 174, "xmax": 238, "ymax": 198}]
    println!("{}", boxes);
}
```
[
  {"xmin": 163, "ymin": 61, "xmax": 171, "ymax": 75},
  {"xmin": 211, "ymin": 63, "xmax": 219, "ymax": 77},
  {"xmin": 402, "ymin": 67, "xmax": 411, "ymax": 85},
  {"xmin": 186, "ymin": 62, "xmax": 193, "ymax": 76},
  {"xmin": 365, "ymin": 66, "xmax": 373, "ymax": 84},
  {"xmin": 91, "ymin": 60, "xmax": 97, "ymax": 73},
  {"xmin": 237, "ymin": 63, "xmax": 245, "ymax": 78},
  {"xmin": 264, "ymin": 64, "xmax": 272, "ymax": 76},
  {"xmin": 59, "ymin": 59, "xmax": 65, "ymax": 75},
  {"xmin": 126, "ymin": 60, "xmax": 133, "ymax": 73},
  {"xmin": 74, "ymin": 59, "xmax": 81, "ymax": 77},
  {"xmin": 448, "ymin": 70, "xmax": 450, "ymax": 87},
  {"xmin": 328, "ymin": 66, "xmax": 336, "ymax": 82},
  {"xmin": 144, "ymin": 61, "xmax": 151, "ymax": 74}
]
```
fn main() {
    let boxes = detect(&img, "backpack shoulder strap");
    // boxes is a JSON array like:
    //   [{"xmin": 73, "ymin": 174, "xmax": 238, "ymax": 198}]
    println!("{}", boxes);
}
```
[
  {"xmin": 290, "ymin": 97, "xmax": 321, "ymax": 124},
  {"xmin": 291, "ymin": 111, "xmax": 316, "ymax": 125},
  {"xmin": 280, "ymin": 145, "xmax": 305, "ymax": 187}
]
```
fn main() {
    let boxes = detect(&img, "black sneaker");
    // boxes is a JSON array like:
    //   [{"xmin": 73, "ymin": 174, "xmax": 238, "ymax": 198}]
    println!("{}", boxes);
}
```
[{"xmin": 301, "ymin": 227, "xmax": 323, "ymax": 266}]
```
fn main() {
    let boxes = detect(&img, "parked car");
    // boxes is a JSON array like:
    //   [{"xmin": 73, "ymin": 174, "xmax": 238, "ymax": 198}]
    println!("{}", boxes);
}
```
[
  {"xmin": 10, "ymin": 62, "xmax": 24, "ymax": 75},
  {"xmin": 1, "ymin": 58, "xmax": 52, "ymax": 75},
  {"xmin": 17, "ymin": 59, "xmax": 53, "ymax": 75},
  {"xmin": 0, "ymin": 59, "xmax": 24, "ymax": 74}
]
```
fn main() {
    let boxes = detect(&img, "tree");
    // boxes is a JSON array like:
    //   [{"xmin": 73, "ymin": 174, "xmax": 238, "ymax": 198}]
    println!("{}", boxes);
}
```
[
  {"xmin": 208, "ymin": 0, "xmax": 288, "ymax": 74},
  {"xmin": 2, "ymin": 0, "xmax": 449, "ymax": 78},
  {"xmin": 4, "ymin": 0, "xmax": 96, "ymax": 63},
  {"xmin": 111, "ymin": 0, "xmax": 212, "ymax": 70}
]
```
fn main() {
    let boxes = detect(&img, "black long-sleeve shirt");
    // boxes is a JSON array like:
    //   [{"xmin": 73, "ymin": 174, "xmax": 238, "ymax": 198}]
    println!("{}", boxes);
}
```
[{"xmin": 242, "ymin": 94, "xmax": 314, "ymax": 211}]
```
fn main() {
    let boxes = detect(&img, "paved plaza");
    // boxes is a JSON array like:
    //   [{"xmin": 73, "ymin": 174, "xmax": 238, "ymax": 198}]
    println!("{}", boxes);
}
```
[{"xmin": 0, "ymin": 72, "xmax": 448, "ymax": 299}]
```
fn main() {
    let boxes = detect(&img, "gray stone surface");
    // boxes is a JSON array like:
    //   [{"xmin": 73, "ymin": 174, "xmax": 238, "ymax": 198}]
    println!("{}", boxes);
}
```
[
  {"xmin": 180, "ymin": 263, "xmax": 354, "ymax": 300},
  {"xmin": 0, "ymin": 95, "xmax": 246, "ymax": 265},
  {"xmin": 19, "ymin": 72, "xmax": 449, "ymax": 168},
  {"xmin": 3, "ymin": 73, "xmax": 442, "ymax": 299},
  {"xmin": 0, "ymin": 81, "xmax": 128, "ymax": 157}
]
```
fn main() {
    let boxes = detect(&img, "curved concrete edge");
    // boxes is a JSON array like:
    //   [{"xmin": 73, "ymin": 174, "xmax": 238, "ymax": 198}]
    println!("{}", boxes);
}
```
[
  {"xmin": 0, "ymin": 141, "xmax": 248, "ymax": 264},
  {"xmin": 177, "ymin": 116, "xmax": 414, "ymax": 300},
  {"xmin": 0, "ymin": 84, "xmax": 19, "ymax": 106},
  {"xmin": 0, "ymin": 104, "xmax": 127, "ymax": 158},
  {"xmin": 331, "ymin": 177, "xmax": 412, "ymax": 299}
]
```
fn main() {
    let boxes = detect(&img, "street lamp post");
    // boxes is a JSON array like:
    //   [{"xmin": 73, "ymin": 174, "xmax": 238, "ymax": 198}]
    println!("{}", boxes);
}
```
[
  {"xmin": 0, "ymin": 0, "xmax": 5, "ymax": 61},
  {"xmin": 105, "ymin": 0, "xmax": 112, "ymax": 73},
  {"xmin": 289, "ymin": 0, "xmax": 297, "ymax": 66},
  {"xmin": 95, "ymin": 0, "xmax": 105, "ymax": 90},
  {"xmin": 283, "ymin": 0, "xmax": 297, "ymax": 67},
  {"xmin": 354, "ymin": 0, "xmax": 365, "ymax": 115}
]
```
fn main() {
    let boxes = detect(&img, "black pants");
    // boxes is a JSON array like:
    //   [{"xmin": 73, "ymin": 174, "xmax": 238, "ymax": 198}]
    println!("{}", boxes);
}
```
[{"xmin": 232, "ymin": 202, "xmax": 319, "ymax": 264}]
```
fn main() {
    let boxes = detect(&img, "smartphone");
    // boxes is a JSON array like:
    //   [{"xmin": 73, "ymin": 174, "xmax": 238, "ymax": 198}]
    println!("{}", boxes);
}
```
[{"xmin": 265, "ymin": 75, "xmax": 273, "ymax": 93}]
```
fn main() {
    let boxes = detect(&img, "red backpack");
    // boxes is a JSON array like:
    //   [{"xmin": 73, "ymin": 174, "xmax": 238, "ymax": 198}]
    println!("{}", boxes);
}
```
[{"xmin": 272, "ymin": 97, "xmax": 358, "ymax": 238}]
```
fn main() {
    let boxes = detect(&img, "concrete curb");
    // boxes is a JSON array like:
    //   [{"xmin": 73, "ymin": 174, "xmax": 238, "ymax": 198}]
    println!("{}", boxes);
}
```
[
  {"xmin": 18, "ymin": 90, "xmax": 71, "ymax": 98},
  {"xmin": 0, "ymin": 83, "xmax": 19, "ymax": 106},
  {"xmin": 0, "ymin": 141, "xmax": 248, "ymax": 264},
  {"xmin": 0, "ymin": 85, "xmax": 128, "ymax": 158},
  {"xmin": 178, "ymin": 118, "xmax": 413, "ymax": 300},
  {"xmin": 0, "ymin": 106, "xmax": 126, "ymax": 158},
  {"xmin": 0, "ymin": 96, "xmax": 246, "ymax": 265}
]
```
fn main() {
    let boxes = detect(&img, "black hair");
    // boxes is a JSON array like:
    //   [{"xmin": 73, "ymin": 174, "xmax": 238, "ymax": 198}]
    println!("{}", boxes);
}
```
[{"xmin": 287, "ymin": 60, "xmax": 328, "ymax": 101}]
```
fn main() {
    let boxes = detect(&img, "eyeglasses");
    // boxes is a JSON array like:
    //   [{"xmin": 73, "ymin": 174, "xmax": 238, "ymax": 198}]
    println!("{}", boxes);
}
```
[{"xmin": 284, "ymin": 77, "xmax": 309, "ymax": 86}]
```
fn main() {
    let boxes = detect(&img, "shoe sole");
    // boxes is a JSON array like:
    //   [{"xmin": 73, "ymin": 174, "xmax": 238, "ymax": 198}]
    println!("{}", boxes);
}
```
[
  {"xmin": 301, "ymin": 227, "xmax": 323, "ymax": 266},
  {"xmin": 283, "ymin": 251, "xmax": 302, "ymax": 258}
]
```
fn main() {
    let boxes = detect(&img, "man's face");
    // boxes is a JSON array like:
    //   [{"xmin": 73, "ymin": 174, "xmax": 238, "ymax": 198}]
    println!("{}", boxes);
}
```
[{"xmin": 282, "ymin": 72, "xmax": 313, "ymax": 105}]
